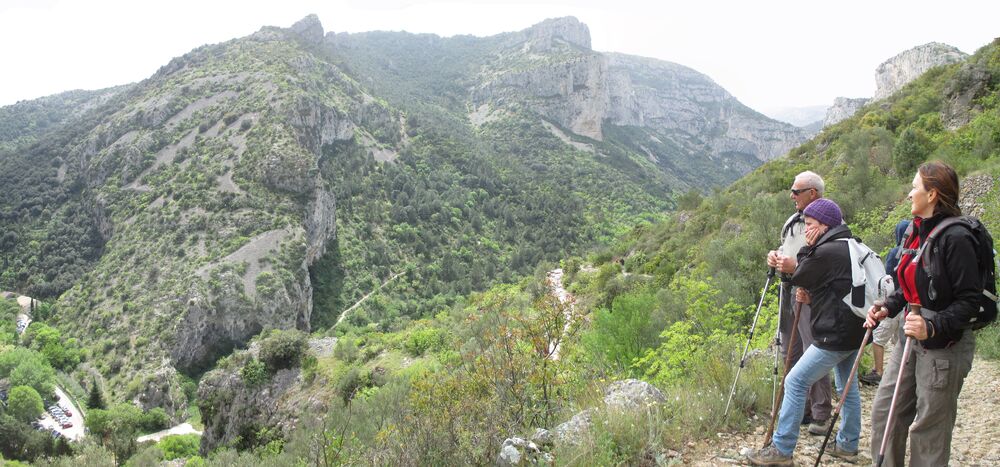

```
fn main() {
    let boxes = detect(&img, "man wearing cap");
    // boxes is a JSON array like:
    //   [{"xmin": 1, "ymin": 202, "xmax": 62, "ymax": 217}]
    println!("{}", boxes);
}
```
[
  {"xmin": 765, "ymin": 171, "xmax": 833, "ymax": 435},
  {"xmin": 750, "ymin": 198, "xmax": 867, "ymax": 465}
]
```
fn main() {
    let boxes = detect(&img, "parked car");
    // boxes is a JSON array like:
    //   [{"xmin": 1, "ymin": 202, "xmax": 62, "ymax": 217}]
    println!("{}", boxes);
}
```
[
  {"xmin": 60, "ymin": 421, "xmax": 72, "ymax": 429},
  {"xmin": 61, "ymin": 406, "xmax": 72, "ymax": 417}
]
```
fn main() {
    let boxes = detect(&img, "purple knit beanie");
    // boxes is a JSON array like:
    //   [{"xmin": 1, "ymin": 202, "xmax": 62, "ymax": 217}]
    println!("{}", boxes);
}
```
[{"xmin": 802, "ymin": 198, "xmax": 843, "ymax": 227}]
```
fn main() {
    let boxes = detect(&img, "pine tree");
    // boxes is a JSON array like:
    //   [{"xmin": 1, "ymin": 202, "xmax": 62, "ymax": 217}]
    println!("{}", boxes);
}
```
[{"xmin": 88, "ymin": 377, "xmax": 106, "ymax": 409}]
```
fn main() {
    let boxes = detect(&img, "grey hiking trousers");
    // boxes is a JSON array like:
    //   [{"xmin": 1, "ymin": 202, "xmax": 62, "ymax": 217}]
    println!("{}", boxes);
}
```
[
  {"xmin": 778, "ymin": 283, "xmax": 832, "ymax": 421},
  {"xmin": 869, "ymin": 308, "xmax": 975, "ymax": 467}
]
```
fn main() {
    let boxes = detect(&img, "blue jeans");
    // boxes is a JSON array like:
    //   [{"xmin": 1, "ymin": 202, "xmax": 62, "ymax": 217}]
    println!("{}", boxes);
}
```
[{"xmin": 772, "ymin": 344, "xmax": 861, "ymax": 456}]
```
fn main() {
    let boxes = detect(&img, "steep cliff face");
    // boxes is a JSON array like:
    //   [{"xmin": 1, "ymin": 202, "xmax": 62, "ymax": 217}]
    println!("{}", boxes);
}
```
[
  {"xmin": 824, "ymin": 97, "xmax": 870, "ymax": 127},
  {"xmin": 873, "ymin": 42, "xmax": 968, "ymax": 101},
  {"xmin": 605, "ymin": 54, "xmax": 805, "ymax": 163},
  {"xmin": 472, "ymin": 20, "xmax": 806, "ymax": 165},
  {"xmin": 197, "ymin": 348, "xmax": 327, "ymax": 453},
  {"xmin": 824, "ymin": 42, "xmax": 968, "ymax": 127}
]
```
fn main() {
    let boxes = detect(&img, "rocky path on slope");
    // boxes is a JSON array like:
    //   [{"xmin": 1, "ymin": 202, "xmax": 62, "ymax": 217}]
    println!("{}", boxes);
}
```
[
  {"xmin": 546, "ymin": 268, "xmax": 577, "ymax": 359},
  {"xmin": 687, "ymin": 354, "xmax": 1000, "ymax": 466}
]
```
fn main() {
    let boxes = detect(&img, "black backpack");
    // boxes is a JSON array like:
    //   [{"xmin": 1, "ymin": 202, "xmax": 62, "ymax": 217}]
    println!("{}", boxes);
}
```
[{"xmin": 904, "ymin": 216, "xmax": 998, "ymax": 329}]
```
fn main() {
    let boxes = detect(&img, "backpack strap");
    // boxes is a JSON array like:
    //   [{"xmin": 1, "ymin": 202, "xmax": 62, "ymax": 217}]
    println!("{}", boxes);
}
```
[
  {"xmin": 911, "ymin": 217, "xmax": 975, "ymax": 276},
  {"xmin": 900, "ymin": 221, "xmax": 918, "ymax": 257},
  {"xmin": 781, "ymin": 212, "xmax": 803, "ymax": 241}
]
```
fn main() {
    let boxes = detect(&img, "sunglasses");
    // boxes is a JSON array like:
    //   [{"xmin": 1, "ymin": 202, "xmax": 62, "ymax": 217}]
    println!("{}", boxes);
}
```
[{"xmin": 790, "ymin": 187, "xmax": 815, "ymax": 196}]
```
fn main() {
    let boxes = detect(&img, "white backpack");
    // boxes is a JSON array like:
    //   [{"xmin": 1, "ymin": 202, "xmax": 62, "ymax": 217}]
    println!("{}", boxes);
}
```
[{"xmin": 838, "ymin": 238, "xmax": 895, "ymax": 318}]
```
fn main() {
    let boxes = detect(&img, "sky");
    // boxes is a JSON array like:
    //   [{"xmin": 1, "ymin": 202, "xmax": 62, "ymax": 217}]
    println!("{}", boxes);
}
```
[{"xmin": 2, "ymin": 0, "xmax": 999, "ymax": 119}]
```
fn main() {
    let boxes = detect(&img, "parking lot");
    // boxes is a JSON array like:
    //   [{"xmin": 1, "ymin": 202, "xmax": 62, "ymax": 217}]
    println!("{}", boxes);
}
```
[{"xmin": 36, "ymin": 387, "xmax": 84, "ymax": 441}]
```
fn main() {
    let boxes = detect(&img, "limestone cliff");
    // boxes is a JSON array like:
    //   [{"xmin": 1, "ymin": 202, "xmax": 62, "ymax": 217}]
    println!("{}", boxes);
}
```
[
  {"xmin": 472, "ymin": 19, "xmax": 806, "ymax": 165},
  {"xmin": 824, "ymin": 42, "xmax": 967, "ymax": 127},
  {"xmin": 824, "ymin": 97, "xmax": 869, "ymax": 127},
  {"xmin": 873, "ymin": 42, "xmax": 967, "ymax": 101}
]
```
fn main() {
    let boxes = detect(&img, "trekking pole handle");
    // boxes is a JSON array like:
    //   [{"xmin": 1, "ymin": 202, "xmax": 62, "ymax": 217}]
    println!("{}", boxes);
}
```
[{"xmin": 767, "ymin": 266, "xmax": 776, "ymax": 278}]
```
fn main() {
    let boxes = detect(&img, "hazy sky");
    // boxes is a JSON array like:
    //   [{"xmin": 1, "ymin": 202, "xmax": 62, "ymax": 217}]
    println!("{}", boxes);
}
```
[{"xmin": 2, "ymin": 0, "xmax": 998, "ymax": 116}]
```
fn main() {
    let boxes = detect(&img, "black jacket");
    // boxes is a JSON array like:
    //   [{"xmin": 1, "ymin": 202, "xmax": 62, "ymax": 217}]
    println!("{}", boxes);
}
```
[
  {"xmin": 883, "ymin": 214, "xmax": 981, "ymax": 348},
  {"xmin": 791, "ymin": 224, "xmax": 867, "ymax": 351}
]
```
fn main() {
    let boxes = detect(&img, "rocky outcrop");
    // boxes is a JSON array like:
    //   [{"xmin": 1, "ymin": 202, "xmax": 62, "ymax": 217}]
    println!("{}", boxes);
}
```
[
  {"xmin": 824, "ymin": 97, "xmax": 869, "ymax": 127},
  {"xmin": 198, "ymin": 338, "xmax": 332, "ymax": 453},
  {"xmin": 473, "ymin": 52, "xmax": 609, "ymax": 140},
  {"xmin": 824, "ymin": 43, "xmax": 968, "ymax": 127},
  {"xmin": 551, "ymin": 379, "xmax": 666, "ymax": 445},
  {"xmin": 198, "ymin": 363, "xmax": 304, "ymax": 453},
  {"xmin": 958, "ymin": 174, "xmax": 996, "ymax": 218},
  {"xmin": 503, "ymin": 16, "xmax": 591, "ymax": 52},
  {"xmin": 874, "ymin": 43, "xmax": 967, "ymax": 101},
  {"xmin": 289, "ymin": 14, "xmax": 325, "ymax": 47},
  {"xmin": 942, "ymin": 61, "xmax": 992, "ymax": 130},
  {"xmin": 496, "ymin": 437, "xmax": 552, "ymax": 466}
]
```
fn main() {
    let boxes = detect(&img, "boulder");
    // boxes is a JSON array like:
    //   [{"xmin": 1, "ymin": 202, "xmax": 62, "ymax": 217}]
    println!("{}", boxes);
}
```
[
  {"xmin": 496, "ymin": 436, "xmax": 545, "ymax": 466},
  {"xmin": 604, "ymin": 378, "xmax": 667, "ymax": 411}
]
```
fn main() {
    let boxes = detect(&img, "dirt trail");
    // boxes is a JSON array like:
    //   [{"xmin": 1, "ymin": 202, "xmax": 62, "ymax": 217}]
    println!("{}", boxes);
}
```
[
  {"xmin": 546, "ymin": 268, "xmax": 576, "ymax": 359},
  {"xmin": 335, "ymin": 271, "xmax": 406, "ymax": 327},
  {"xmin": 687, "ymin": 355, "xmax": 1000, "ymax": 466}
]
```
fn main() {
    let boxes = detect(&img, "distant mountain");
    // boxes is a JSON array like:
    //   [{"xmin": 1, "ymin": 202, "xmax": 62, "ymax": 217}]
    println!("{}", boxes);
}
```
[
  {"xmin": 0, "ymin": 15, "xmax": 805, "ymax": 413},
  {"xmin": 761, "ymin": 105, "xmax": 827, "ymax": 127}
]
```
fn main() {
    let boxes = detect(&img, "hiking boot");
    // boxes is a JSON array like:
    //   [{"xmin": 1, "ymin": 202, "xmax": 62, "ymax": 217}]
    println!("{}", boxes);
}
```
[
  {"xmin": 828, "ymin": 442, "xmax": 858, "ymax": 461},
  {"xmin": 859, "ymin": 369, "xmax": 882, "ymax": 386},
  {"xmin": 808, "ymin": 418, "xmax": 832, "ymax": 436},
  {"xmin": 747, "ymin": 444, "xmax": 793, "ymax": 466}
]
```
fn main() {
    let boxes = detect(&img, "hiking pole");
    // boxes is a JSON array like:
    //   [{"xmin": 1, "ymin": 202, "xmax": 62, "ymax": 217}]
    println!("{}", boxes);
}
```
[
  {"xmin": 876, "ymin": 304, "xmax": 920, "ymax": 467},
  {"xmin": 770, "ymin": 282, "xmax": 784, "ymax": 427},
  {"xmin": 814, "ymin": 326, "xmax": 872, "ymax": 466},
  {"xmin": 764, "ymin": 300, "xmax": 802, "ymax": 447},
  {"xmin": 724, "ymin": 266, "xmax": 776, "ymax": 419}
]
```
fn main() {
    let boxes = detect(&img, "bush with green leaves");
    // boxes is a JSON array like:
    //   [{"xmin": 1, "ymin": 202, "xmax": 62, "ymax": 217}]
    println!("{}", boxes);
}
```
[
  {"xmin": 156, "ymin": 434, "xmax": 200, "ymax": 460},
  {"xmin": 258, "ymin": 329, "xmax": 308, "ymax": 373},
  {"xmin": 582, "ymin": 291, "xmax": 663, "ymax": 375},
  {"xmin": 239, "ymin": 359, "xmax": 268, "ymax": 387},
  {"xmin": 402, "ymin": 326, "xmax": 447, "ymax": 356}
]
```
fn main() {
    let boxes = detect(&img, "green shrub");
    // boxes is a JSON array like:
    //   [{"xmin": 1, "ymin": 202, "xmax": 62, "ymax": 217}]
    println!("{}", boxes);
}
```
[
  {"xmin": 336, "ymin": 366, "xmax": 371, "ymax": 403},
  {"xmin": 258, "ymin": 329, "xmax": 307, "ymax": 372},
  {"xmin": 141, "ymin": 407, "xmax": 170, "ymax": 432},
  {"xmin": 582, "ymin": 291, "xmax": 661, "ymax": 374},
  {"xmin": 893, "ymin": 126, "xmax": 931, "ymax": 176},
  {"xmin": 403, "ymin": 326, "xmax": 447, "ymax": 356},
  {"xmin": 239, "ymin": 359, "xmax": 268, "ymax": 387},
  {"xmin": 157, "ymin": 434, "xmax": 201, "ymax": 460}
]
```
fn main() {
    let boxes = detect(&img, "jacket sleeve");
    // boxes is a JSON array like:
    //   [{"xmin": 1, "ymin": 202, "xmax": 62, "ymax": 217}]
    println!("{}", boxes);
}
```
[
  {"xmin": 883, "ymin": 287, "xmax": 906, "ymax": 318},
  {"xmin": 929, "ymin": 229, "xmax": 982, "ymax": 341},
  {"xmin": 790, "ymin": 245, "xmax": 824, "ymax": 292}
]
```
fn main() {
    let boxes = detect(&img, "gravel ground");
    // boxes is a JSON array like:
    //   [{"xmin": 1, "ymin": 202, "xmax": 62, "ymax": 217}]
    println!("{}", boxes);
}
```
[{"xmin": 687, "ymin": 354, "xmax": 1000, "ymax": 466}]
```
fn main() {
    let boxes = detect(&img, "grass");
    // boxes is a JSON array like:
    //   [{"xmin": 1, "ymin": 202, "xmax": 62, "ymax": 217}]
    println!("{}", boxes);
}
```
[{"xmin": 976, "ymin": 322, "xmax": 1000, "ymax": 360}]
